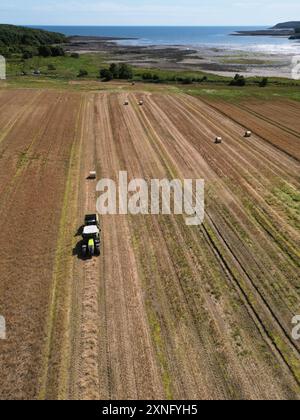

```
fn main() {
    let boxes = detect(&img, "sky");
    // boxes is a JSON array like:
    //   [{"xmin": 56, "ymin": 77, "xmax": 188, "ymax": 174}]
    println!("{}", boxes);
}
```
[{"xmin": 0, "ymin": 0, "xmax": 299, "ymax": 26}]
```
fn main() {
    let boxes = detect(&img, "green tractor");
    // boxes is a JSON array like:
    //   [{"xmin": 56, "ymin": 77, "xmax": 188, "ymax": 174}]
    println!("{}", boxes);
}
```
[{"xmin": 81, "ymin": 214, "xmax": 101, "ymax": 258}]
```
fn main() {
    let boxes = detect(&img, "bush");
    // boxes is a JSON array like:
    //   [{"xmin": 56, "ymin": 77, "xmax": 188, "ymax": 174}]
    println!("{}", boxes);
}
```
[
  {"xmin": 48, "ymin": 64, "xmax": 56, "ymax": 71},
  {"xmin": 100, "ymin": 68, "xmax": 113, "ymax": 81},
  {"xmin": 22, "ymin": 50, "xmax": 33, "ymax": 60},
  {"xmin": 50, "ymin": 46, "xmax": 65, "ymax": 57},
  {"xmin": 77, "ymin": 69, "xmax": 88, "ymax": 78},
  {"xmin": 140, "ymin": 72, "xmax": 161, "ymax": 83},
  {"xmin": 71, "ymin": 52, "xmax": 80, "ymax": 59},
  {"xmin": 230, "ymin": 74, "xmax": 246, "ymax": 86},
  {"xmin": 182, "ymin": 77, "xmax": 193, "ymax": 85},
  {"xmin": 21, "ymin": 46, "xmax": 38, "ymax": 59},
  {"xmin": 38, "ymin": 45, "xmax": 64, "ymax": 57},
  {"xmin": 0, "ymin": 46, "xmax": 10, "ymax": 57},
  {"xmin": 38, "ymin": 45, "xmax": 52, "ymax": 57},
  {"xmin": 142, "ymin": 72, "xmax": 154, "ymax": 80},
  {"xmin": 259, "ymin": 77, "xmax": 268, "ymax": 87}
]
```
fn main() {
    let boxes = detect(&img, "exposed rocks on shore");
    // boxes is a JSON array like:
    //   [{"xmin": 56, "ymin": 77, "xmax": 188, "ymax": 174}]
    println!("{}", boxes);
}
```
[{"xmin": 63, "ymin": 33, "xmax": 295, "ymax": 79}]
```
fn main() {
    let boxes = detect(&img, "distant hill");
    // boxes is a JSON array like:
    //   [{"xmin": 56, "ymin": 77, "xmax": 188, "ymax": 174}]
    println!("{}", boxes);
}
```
[
  {"xmin": 232, "ymin": 21, "xmax": 300, "ymax": 37},
  {"xmin": 271, "ymin": 21, "xmax": 300, "ymax": 30},
  {"xmin": 0, "ymin": 24, "xmax": 66, "ymax": 53}
]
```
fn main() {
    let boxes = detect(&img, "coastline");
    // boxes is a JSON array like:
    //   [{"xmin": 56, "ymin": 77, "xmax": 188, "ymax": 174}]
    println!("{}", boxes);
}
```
[{"xmin": 65, "ymin": 35, "xmax": 297, "ymax": 78}]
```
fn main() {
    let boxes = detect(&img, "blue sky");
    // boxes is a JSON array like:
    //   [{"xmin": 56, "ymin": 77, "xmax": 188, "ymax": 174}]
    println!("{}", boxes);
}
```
[{"xmin": 0, "ymin": 0, "xmax": 299, "ymax": 26}]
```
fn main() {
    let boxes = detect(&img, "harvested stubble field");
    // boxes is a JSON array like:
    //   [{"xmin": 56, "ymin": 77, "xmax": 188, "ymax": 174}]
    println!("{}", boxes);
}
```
[{"xmin": 0, "ymin": 88, "xmax": 299, "ymax": 400}]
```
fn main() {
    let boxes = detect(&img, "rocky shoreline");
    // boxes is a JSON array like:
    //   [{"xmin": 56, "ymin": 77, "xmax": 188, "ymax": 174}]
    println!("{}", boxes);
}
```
[
  {"xmin": 231, "ymin": 29, "xmax": 294, "ymax": 37},
  {"xmin": 64, "ymin": 34, "xmax": 296, "ymax": 79}
]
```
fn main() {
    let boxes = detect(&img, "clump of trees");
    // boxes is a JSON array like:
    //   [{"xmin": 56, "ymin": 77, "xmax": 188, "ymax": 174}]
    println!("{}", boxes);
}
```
[
  {"xmin": 143, "ymin": 71, "xmax": 209, "ymax": 84},
  {"xmin": 99, "ymin": 64, "xmax": 210, "ymax": 85},
  {"xmin": 20, "ymin": 45, "xmax": 65, "ymax": 60},
  {"xmin": 142, "ymin": 72, "xmax": 161, "ymax": 83},
  {"xmin": 230, "ymin": 74, "xmax": 246, "ymax": 86},
  {"xmin": 100, "ymin": 68, "xmax": 113, "ymax": 81},
  {"xmin": 38, "ymin": 45, "xmax": 65, "ymax": 57},
  {"xmin": 141, "ymin": 72, "xmax": 208, "ymax": 84},
  {"xmin": 100, "ymin": 63, "xmax": 133, "ymax": 81}
]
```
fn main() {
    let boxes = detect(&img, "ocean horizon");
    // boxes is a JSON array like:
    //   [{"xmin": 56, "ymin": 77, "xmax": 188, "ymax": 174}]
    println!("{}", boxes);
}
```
[{"xmin": 28, "ymin": 25, "xmax": 300, "ymax": 54}]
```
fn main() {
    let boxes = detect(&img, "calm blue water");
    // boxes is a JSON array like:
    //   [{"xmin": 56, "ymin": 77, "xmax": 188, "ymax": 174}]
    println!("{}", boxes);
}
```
[{"xmin": 30, "ymin": 26, "xmax": 300, "ymax": 54}]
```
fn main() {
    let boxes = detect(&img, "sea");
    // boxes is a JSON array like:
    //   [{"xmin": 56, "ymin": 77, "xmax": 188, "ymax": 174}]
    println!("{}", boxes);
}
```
[{"xmin": 30, "ymin": 26, "xmax": 300, "ymax": 54}]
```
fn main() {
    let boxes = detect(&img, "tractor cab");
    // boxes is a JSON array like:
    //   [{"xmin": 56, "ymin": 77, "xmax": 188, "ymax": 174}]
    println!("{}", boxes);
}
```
[
  {"xmin": 85, "ymin": 214, "xmax": 100, "ymax": 227},
  {"xmin": 81, "ymin": 222, "xmax": 101, "ymax": 258}
]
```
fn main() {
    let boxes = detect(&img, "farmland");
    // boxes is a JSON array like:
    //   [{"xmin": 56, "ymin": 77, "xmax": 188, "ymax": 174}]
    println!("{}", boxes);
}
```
[{"xmin": 0, "ymin": 87, "xmax": 299, "ymax": 400}]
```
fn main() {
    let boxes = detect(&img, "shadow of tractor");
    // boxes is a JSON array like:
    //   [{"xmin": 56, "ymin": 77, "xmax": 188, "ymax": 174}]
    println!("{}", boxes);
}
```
[
  {"xmin": 73, "ymin": 226, "xmax": 90, "ymax": 260},
  {"xmin": 73, "ymin": 238, "xmax": 89, "ymax": 261}
]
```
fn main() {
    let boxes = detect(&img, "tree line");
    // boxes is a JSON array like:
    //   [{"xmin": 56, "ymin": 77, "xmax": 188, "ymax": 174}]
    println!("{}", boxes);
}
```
[{"xmin": 0, "ymin": 24, "xmax": 66, "ymax": 57}]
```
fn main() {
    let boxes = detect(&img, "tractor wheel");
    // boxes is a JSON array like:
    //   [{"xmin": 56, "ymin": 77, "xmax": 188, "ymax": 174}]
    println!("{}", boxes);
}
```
[{"xmin": 82, "ymin": 245, "xmax": 87, "ymax": 258}]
